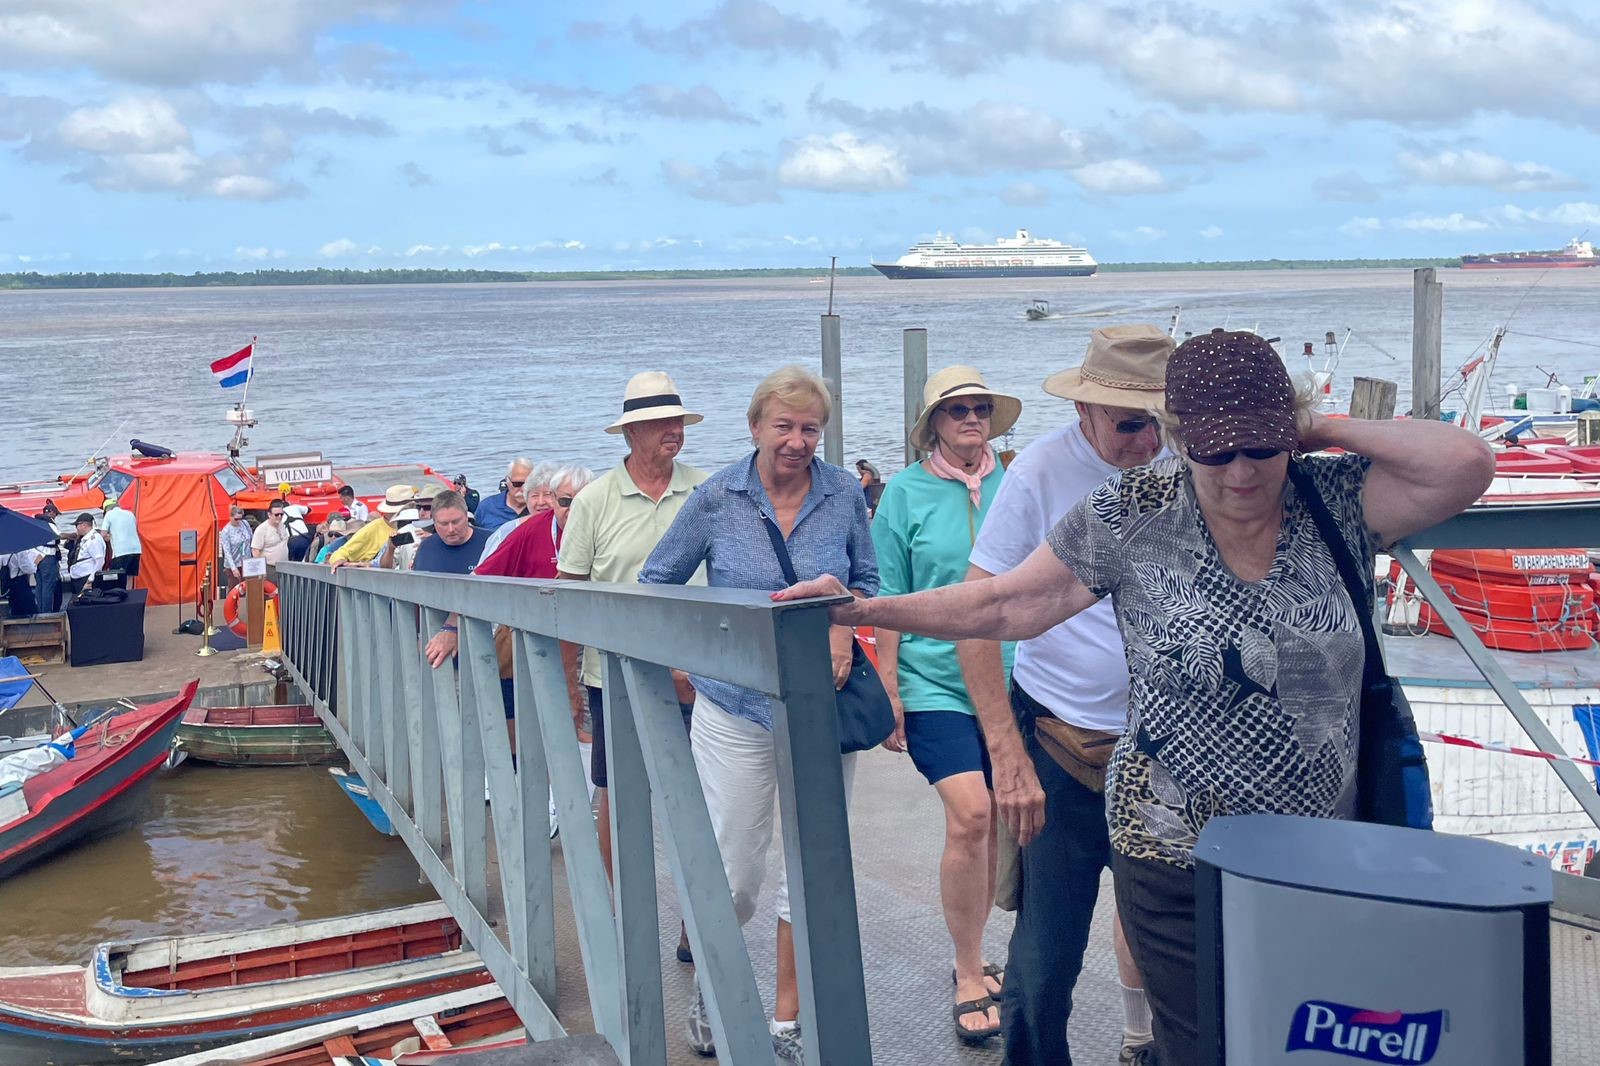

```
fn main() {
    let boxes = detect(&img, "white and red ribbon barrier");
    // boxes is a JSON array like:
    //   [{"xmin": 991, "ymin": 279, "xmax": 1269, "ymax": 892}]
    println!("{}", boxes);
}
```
[{"xmin": 1420, "ymin": 730, "xmax": 1600, "ymax": 770}]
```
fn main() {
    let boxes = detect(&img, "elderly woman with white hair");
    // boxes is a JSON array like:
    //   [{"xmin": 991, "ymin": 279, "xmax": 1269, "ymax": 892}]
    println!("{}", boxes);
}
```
[{"xmin": 641, "ymin": 364, "xmax": 878, "ymax": 1065}]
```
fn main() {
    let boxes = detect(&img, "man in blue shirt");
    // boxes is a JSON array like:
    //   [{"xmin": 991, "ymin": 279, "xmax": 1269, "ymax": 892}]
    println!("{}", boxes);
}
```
[
  {"xmin": 473, "ymin": 457, "xmax": 532, "ymax": 531},
  {"xmin": 411, "ymin": 491, "xmax": 491, "ymax": 575}
]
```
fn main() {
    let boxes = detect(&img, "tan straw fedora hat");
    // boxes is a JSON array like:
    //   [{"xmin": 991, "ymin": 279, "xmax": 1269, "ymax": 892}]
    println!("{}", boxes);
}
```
[
  {"xmin": 377, "ymin": 484, "xmax": 418, "ymax": 515},
  {"xmin": 909, "ymin": 365, "xmax": 1023, "ymax": 452},
  {"xmin": 1043, "ymin": 325, "xmax": 1174, "ymax": 409},
  {"xmin": 606, "ymin": 371, "xmax": 704, "ymax": 434}
]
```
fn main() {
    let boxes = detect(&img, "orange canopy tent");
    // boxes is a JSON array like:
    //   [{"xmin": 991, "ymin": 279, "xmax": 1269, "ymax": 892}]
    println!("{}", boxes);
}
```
[{"xmin": 121, "ymin": 465, "xmax": 223, "ymax": 607}]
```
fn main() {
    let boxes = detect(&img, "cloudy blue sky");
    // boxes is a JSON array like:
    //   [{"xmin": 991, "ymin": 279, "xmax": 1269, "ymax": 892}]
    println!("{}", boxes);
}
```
[{"xmin": 2, "ymin": 0, "xmax": 1598, "ymax": 272}]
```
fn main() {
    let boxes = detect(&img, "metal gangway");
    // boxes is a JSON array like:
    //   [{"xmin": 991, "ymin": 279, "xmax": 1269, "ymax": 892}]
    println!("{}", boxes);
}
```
[
  {"xmin": 276, "ymin": 563, "xmax": 870, "ymax": 1065},
  {"xmin": 274, "ymin": 498, "xmax": 1600, "ymax": 1065}
]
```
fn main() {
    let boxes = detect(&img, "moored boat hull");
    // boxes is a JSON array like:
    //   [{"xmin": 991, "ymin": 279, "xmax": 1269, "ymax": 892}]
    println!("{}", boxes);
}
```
[
  {"xmin": 175, "ymin": 705, "xmax": 339, "ymax": 766},
  {"xmin": 0, "ymin": 685, "xmax": 194, "ymax": 882}
]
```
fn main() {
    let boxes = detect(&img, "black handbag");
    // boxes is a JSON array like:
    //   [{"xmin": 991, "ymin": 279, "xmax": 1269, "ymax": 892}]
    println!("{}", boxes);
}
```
[
  {"xmin": 1289, "ymin": 462, "xmax": 1434, "ymax": 830},
  {"xmin": 760, "ymin": 515, "xmax": 896, "ymax": 754}
]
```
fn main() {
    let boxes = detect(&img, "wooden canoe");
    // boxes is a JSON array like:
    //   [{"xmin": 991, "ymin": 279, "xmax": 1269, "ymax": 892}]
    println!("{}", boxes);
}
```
[
  {"xmin": 175, "ymin": 704, "xmax": 341, "ymax": 766},
  {"xmin": 0, "ymin": 901, "xmax": 494, "ymax": 1064},
  {"xmin": 149, "ymin": 984, "xmax": 523, "ymax": 1066}
]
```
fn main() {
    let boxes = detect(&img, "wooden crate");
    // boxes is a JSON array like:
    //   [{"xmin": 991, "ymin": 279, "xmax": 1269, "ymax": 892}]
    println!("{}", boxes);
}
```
[{"xmin": 0, "ymin": 612, "xmax": 67, "ymax": 665}]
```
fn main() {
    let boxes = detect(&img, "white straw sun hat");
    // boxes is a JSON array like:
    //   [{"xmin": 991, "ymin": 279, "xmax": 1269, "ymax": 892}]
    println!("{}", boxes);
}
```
[
  {"xmin": 908, "ymin": 365, "xmax": 1022, "ymax": 452},
  {"xmin": 605, "ymin": 371, "xmax": 704, "ymax": 434}
]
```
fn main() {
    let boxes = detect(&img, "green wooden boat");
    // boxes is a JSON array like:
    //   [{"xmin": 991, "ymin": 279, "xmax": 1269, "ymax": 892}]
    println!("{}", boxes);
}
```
[{"xmin": 175, "ymin": 704, "xmax": 341, "ymax": 766}]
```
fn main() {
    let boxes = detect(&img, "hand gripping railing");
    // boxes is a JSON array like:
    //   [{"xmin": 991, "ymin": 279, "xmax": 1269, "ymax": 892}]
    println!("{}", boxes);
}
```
[{"xmin": 273, "ymin": 562, "xmax": 871, "ymax": 1066}]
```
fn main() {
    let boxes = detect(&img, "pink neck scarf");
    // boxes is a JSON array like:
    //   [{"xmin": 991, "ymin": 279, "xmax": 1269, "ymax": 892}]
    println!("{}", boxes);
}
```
[{"xmin": 926, "ymin": 444, "xmax": 994, "ymax": 509}]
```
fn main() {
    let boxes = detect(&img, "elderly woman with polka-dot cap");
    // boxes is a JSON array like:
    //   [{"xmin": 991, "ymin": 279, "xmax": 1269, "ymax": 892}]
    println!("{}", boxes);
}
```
[{"xmin": 776, "ymin": 328, "xmax": 1494, "ymax": 1063}]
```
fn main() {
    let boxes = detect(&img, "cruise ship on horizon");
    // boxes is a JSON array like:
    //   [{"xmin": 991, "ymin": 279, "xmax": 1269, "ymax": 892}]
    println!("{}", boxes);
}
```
[
  {"xmin": 1460, "ymin": 237, "xmax": 1597, "ymax": 270},
  {"xmin": 872, "ymin": 229, "xmax": 1098, "ymax": 279}
]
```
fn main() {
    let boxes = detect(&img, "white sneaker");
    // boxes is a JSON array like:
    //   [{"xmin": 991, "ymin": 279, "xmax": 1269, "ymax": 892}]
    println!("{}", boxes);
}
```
[
  {"xmin": 549, "ymin": 795, "xmax": 559, "ymax": 839},
  {"xmin": 771, "ymin": 1021, "xmax": 804, "ymax": 1064}
]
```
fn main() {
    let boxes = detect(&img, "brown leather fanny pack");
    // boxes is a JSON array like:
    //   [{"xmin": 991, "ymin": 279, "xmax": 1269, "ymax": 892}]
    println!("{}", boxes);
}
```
[{"xmin": 1014, "ymin": 683, "xmax": 1119, "ymax": 794}]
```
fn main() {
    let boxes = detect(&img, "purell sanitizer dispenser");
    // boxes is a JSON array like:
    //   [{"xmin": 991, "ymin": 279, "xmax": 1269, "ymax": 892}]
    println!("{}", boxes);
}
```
[{"xmin": 1195, "ymin": 815, "xmax": 1551, "ymax": 1065}]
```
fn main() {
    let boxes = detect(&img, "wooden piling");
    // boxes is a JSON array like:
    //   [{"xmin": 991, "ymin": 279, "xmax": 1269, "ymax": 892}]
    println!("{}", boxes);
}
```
[
  {"xmin": 1412, "ymin": 268, "xmax": 1442, "ymax": 421},
  {"xmin": 821, "ymin": 314, "xmax": 843, "ymax": 466},
  {"xmin": 903, "ymin": 329, "xmax": 928, "ymax": 467},
  {"xmin": 1349, "ymin": 377, "xmax": 1398, "ymax": 421}
]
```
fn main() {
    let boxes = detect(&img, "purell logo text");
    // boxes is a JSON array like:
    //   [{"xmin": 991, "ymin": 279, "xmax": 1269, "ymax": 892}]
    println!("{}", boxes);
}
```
[{"xmin": 1286, "ymin": 1001, "xmax": 1444, "ymax": 1063}]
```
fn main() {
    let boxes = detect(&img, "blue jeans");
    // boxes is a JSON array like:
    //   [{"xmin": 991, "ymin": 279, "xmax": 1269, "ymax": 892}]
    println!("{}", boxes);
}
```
[
  {"xmin": 36, "ymin": 557, "xmax": 59, "ymax": 614},
  {"xmin": 1001, "ymin": 682, "xmax": 1112, "ymax": 1066}
]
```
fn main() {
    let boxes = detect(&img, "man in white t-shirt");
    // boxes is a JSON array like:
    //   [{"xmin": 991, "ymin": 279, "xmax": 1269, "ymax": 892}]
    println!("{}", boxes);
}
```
[{"xmin": 960, "ymin": 325, "xmax": 1174, "ymax": 1066}]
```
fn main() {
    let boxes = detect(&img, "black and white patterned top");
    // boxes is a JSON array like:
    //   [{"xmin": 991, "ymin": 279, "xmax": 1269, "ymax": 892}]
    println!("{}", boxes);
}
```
[{"xmin": 1047, "ymin": 454, "xmax": 1375, "ymax": 869}]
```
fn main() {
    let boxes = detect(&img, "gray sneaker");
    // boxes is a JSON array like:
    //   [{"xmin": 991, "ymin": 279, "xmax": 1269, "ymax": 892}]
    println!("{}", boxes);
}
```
[
  {"xmin": 771, "ymin": 1022, "xmax": 804, "ymax": 1064},
  {"xmin": 686, "ymin": 990, "xmax": 715, "ymax": 1056}
]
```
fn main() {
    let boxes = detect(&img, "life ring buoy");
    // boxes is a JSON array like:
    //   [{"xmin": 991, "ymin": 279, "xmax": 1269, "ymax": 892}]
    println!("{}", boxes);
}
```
[{"xmin": 224, "ymin": 579, "xmax": 278, "ymax": 637}]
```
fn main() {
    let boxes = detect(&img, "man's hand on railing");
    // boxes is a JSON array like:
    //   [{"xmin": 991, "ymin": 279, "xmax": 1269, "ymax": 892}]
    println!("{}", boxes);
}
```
[
  {"xmin": 670, "ymin": 668, "xmax": 696, "ymax": 707},
  {"xmin": 425, "ymin": 627, "xmax": 458, "ymax": 668}
]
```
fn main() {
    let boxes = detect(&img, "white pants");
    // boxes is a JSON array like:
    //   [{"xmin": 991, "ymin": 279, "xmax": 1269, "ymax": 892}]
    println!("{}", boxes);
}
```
[{"xmin": 691, "ymin": 693, "xmax": 856, "ymax": 925}]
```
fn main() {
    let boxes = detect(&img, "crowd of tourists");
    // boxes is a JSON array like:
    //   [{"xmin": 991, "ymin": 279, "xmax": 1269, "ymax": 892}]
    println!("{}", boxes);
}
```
[{"xmin": 322, "ymin": 325, "xmax": 1491, "ymax": 1065}]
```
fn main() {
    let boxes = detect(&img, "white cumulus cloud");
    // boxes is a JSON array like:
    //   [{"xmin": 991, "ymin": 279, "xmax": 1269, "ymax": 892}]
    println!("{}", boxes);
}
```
[
  {"xmin": 1397, "ymin": 149, "xmax": 1580, "ymax": 193},
  {"xmin": 1392, "ymin": 213, "xmax": 1491, "ymax": 233},
  {"xmin": 1112, "ymin": 225, "xmax": 1166, "ymax": 243},
  {"xmin": 319, "ymin": 237, "xmax": 359, "ymax": 258},
  {"xmin": 1070, "ymin": 159, "xmax": 1167, "ymax": 195},
  {"xmin": 56, "ymin": 97, "xmax": 190, "ymax": 153},
  {"xmin": 1340, "ymin": 216, "xmax": 1383, "ymax": 236},
  {"xmin": 776, "ymin": 133, "xmax": 908, "ymax": 193},
  {"xmin": 1198, "ymin": 225, "xmax": 1224, "ymax": 239},
  {"xmin": 233, "ymin": 246, "xmax": 287, "ymax": 260}
]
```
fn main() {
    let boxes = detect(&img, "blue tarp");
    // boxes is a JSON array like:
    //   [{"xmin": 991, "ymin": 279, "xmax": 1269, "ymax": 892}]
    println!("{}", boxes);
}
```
[{"xmin": 0, "ymin": 655, "xmax": 35, "ymax": 714}]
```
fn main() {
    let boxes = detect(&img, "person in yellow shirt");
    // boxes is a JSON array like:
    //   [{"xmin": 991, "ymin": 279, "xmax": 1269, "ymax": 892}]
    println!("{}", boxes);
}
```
[{"xmin": 328, "ymin": 485, "xmax": 414, "ymax": 567}]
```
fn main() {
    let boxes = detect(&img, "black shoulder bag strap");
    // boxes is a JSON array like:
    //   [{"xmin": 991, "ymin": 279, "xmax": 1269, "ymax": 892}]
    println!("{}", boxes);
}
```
[
  {"xmin": 761, "ymin": 514, "xmax": 802, "ymax": 585},
  {"xmin": 1286, "ymin": 462, "xmax": 1382, "ymax": 687}
]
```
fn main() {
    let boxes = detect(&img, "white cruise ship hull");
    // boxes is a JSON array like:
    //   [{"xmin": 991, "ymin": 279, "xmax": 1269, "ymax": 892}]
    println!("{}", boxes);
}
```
[{"xmin": 873, "ymin": 262, "xmax": 1097, "ymax": 280}]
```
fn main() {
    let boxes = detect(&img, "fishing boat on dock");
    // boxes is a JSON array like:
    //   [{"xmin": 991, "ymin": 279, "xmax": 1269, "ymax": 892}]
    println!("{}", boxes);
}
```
[
  {"xmin": 0, "ymin": 681, "xmax": 195, "ymax": 882},
  {"xmin": 176, "ymin": 703, "xmax": 339, "ymax": 766},
  {"xmin": 0, "ymin": 902, "xmax": 493, "ymax": 1065}
]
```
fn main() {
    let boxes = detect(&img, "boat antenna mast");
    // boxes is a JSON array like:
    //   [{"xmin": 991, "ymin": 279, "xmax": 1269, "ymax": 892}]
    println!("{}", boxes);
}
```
[{"xmin": 226, "ymin": 335, "xmax": 259, "ymax": 460}]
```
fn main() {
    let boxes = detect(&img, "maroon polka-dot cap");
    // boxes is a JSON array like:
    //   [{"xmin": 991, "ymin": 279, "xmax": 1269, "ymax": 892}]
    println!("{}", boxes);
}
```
[{"xmin": 1166, "ymin": 328, "xmax": 1297, "ymax": 458}]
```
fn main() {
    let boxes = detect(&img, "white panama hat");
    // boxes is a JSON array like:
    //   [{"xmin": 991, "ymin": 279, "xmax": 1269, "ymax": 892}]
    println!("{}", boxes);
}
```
[{"xmin": 605, "ymin": 371, "xmax": 704, "ymax": 434}]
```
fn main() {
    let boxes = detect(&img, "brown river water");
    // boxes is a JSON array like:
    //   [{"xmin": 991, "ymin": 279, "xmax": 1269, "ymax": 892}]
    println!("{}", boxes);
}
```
[{"xmin": 0, "ymin": 765, "xmax": 434, "ymax": 966}]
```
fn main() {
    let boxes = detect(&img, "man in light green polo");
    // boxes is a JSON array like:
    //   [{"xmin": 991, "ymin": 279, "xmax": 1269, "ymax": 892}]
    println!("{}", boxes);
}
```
[{"xmin": 557, "ymin": 370, "xmax": 708, "ymax": 888}]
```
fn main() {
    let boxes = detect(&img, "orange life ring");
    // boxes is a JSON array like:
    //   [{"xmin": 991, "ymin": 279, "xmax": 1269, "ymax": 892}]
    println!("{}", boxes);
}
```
[{"xmin": 224, "ymin": 579, "xmax": 278, "ymax": 637}]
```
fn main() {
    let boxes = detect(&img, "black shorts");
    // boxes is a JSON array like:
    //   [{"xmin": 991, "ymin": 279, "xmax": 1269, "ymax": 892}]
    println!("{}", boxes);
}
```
[
  {"xmin": 111, "ymin": 554, "xmax": 141, "ymax": 577},
  {"xmin": 904, "ymin": 709, "xmax": 993, "ymax": 788},
  {"xmin": 588, "ymin": 686, "xmax": 695, "ymax": 790}
]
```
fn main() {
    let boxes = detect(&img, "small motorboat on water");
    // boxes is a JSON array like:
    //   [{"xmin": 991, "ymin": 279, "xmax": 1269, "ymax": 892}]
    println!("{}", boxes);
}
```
[
  {"xmin": 176, "ymin": 703, "xmax": 339, "ymax": 766},
  {"xmin": 149, "ymin": 984, "xmax": 522, "ymax": 1066},
  {"xmin": 0, "ymin": 681, "xmax": 196, "ymax": 882},
  {"xmin": 0, "ymin": 902, "xmax": 495, "ymax": 1065},
  {"xmin": 1024, "ymin": 298, "xmax": 1053, "ymax": 320}
]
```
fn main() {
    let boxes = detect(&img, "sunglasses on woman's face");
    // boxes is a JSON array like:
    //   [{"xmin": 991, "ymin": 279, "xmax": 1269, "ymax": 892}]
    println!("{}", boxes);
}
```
[
  {"xmin": 1113, "ymin": 417, "xmax": 1156, "ymax": 435},
  {"xmin": 556, "ymin": 496, "xmax": 574, "ymax": 507},
  {"xmin": 940, "ymin": 402, "xmax": 994, "ymax": 421},
  {"xmin": 1189, "ymin": 446, "xmax": 1284, "ymax": 466}
]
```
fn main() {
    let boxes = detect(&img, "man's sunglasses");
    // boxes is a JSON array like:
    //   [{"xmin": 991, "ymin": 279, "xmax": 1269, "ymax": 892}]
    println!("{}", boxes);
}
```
[
  {"xmin": 508, "ymin": 479, "xmax": 526, "ymax": 488},
  {"xmin": 1189, "ymin": 446, "xmax": 1284, "ymax": 466},
  {"xmin": 1113, "ymin": 417, "xmax": 1156, "ymax": 435},
  {"xmin": 556, "ymin": 496, "xmax": 574, "ymax": 507},
  {"xmin": 940, "ymin": 402, "xmax": 994, "ymax": 421}
]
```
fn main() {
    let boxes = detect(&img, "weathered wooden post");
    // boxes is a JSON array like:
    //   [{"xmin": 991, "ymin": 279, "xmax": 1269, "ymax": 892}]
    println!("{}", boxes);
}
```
[
  {"xmin": 1412, "ymin": 268, "xmax": 1443, "ymax": 421},
  {"xmin": 1349, "ymin": 377, "xmax": 1398, "ymax": 421},
  {"xmin": 903, "ymin": 328, "xmax": 928, "ymax": 467},
  {"xmin": 821, "ymin": 313, "xmax": 843, "ymax": 466}
]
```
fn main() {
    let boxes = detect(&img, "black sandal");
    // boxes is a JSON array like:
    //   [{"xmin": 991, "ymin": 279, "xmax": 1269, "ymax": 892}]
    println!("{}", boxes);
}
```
[
  {"xmin": 950, "ymin": 963, "xmax": 1005, "ymax": 996},
  {"xmin": 952, "ymin": 996, "xmax": 1000, "ymax": 1045}
]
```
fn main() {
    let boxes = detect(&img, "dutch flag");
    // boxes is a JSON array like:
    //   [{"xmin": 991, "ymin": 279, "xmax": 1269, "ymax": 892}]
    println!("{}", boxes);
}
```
[{"xmin": 210, "ymin": 342, "xmax": 253, "ymax": 388}]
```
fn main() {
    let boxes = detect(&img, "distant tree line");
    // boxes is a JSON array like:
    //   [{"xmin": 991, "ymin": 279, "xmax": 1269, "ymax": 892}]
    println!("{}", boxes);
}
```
[{"xmin": 1, "ymin": 259, "xmax": 1464, "ymax": 290}]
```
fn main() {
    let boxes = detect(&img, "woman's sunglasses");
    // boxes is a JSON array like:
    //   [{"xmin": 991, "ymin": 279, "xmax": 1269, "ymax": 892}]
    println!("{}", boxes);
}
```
[
  {"xmin": 556, "ymin": 496, "xmax": 574, "ymax": 507},
  {"xmin": 1113, "ymin": 417, "xmax": 1156, "ymax": 435},
  {"xmin": 940, "ymin": 402, "xmax": 994, "ymax": 421},
  {"xmin": 1188, "ymin": 446, "xmax": 1284, "ymax": 466}
]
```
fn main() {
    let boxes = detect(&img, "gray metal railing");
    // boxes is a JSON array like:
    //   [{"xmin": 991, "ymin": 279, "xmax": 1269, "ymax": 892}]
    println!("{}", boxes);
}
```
[{"xmin": 275, "ymin": 562, "xmax": 869, "ymax": 1065}]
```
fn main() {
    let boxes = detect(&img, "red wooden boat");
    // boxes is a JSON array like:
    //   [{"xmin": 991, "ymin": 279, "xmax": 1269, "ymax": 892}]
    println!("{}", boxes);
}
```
[
  {"xmin": 149, "ymin": 984, "xmax": 523, "ymax": 1066},
  {"xmin": 1411, "ymin": 550, "xmax": 1598, "ymax": 653},
  {"xmin": 0, "ymin": 902, "xmax": 494, "ymax": 1064},
  {"xmin": 0, "ymin": 681, "xmax": 196, "ymax": 882}
]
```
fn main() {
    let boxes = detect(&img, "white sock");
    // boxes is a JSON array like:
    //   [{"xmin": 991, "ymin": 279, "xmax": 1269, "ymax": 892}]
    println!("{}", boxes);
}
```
[
  {"xmin": 1120, "ymin": 980, "xmax": 1153, "ymax": 1045},
  {"xmin": 770, "ymin": 1018, "xmax": 799, "ymax": 1036}
]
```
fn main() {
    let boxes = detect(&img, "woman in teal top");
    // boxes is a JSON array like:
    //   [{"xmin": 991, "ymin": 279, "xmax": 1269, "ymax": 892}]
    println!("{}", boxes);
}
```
[{"xmin": 871, "ymin": 365, "xmax": 1021, "ymax": 1046}]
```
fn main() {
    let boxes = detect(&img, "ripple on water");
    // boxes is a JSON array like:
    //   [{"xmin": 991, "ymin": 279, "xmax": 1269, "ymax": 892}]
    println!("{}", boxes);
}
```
[{"xmin": 0, "ymin": 765, "xmax": 435, "ymax": 966}]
